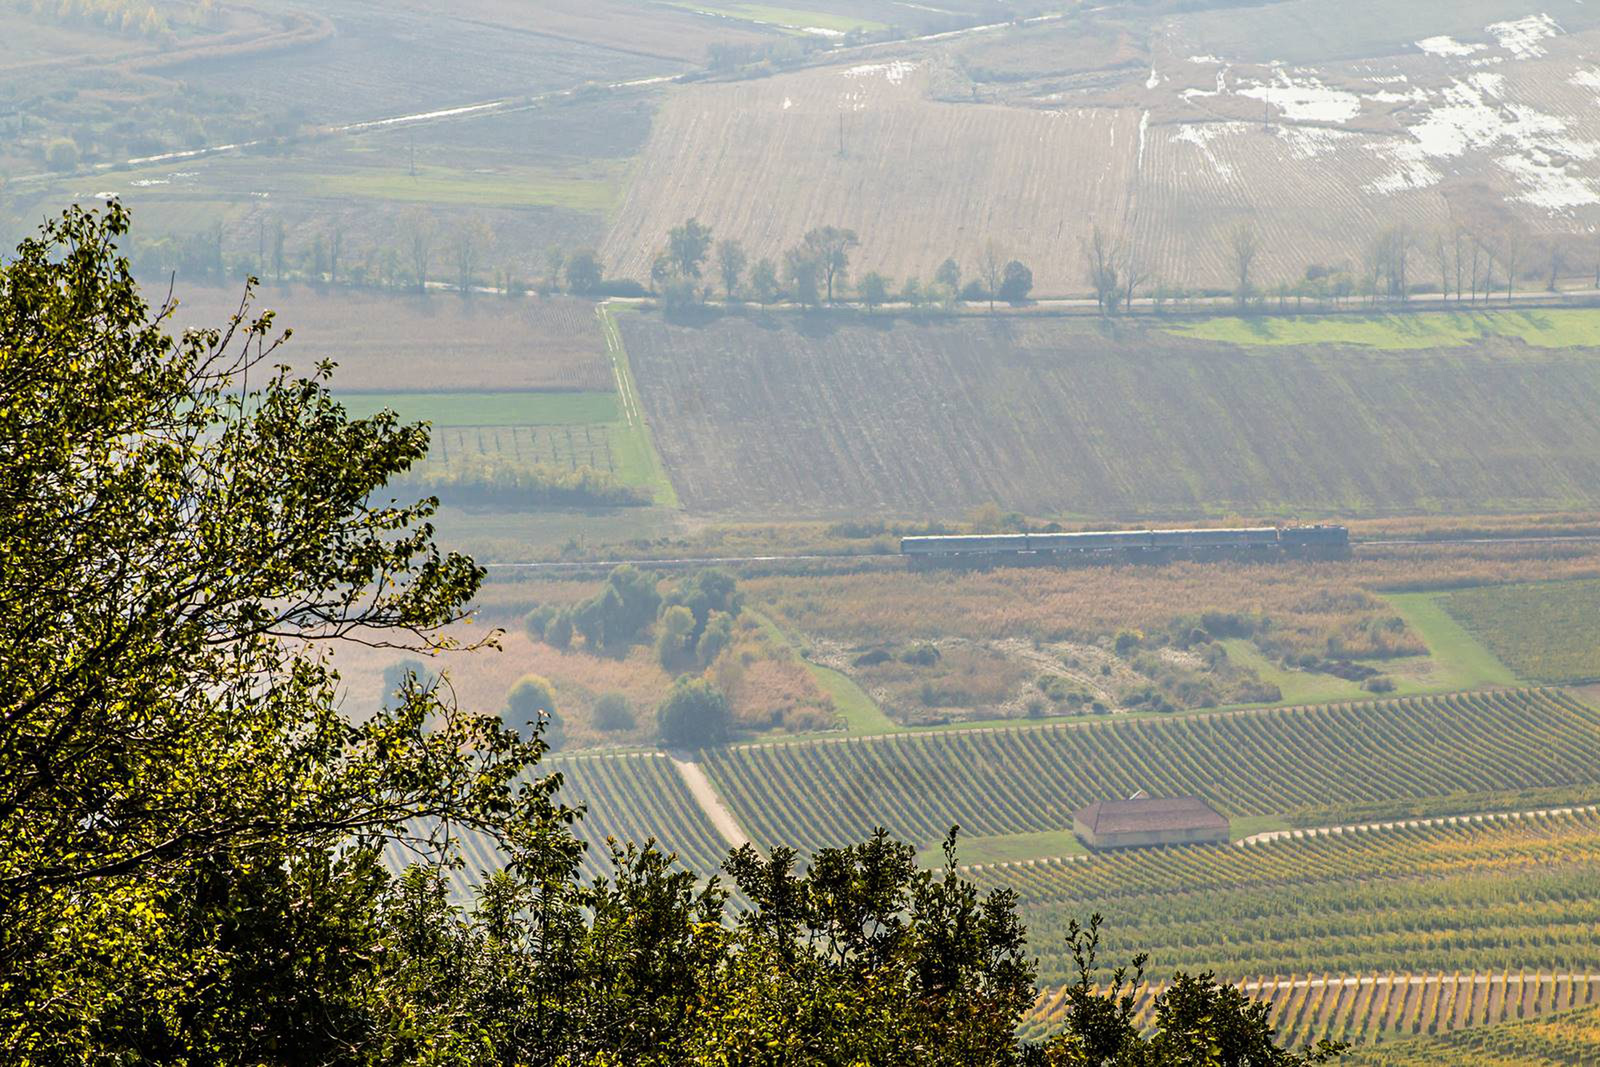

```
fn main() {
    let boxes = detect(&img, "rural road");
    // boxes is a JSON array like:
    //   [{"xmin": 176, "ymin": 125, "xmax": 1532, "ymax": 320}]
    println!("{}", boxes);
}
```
[
  {"xmin": 666, "ymin": 752, "xmax": 752, "ymax": 851},
  {"xmin": 961, "ymin": 802, "xmax": 1600, "ymax": 873},
  {"xmin": 1234, "ymin": 802, "xmax": 1600, "ymax": 847},
  {"xmin": 19, "ymin": 8, "xmax": 1076, "ymax": 188},
  {"xmin": 482, "ymin": 533, "xmax": 1600, "ymax": 572}
]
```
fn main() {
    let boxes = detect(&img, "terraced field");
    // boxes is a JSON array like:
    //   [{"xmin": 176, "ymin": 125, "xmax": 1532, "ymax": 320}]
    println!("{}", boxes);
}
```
[
  {"xmin": 1027, "ymin": 972, "xmax": 1600, "ymax": 1050},
  {"xmin": 977, "ymin": 808, "xmax": 1600, "ymax": 983},
  {"xmin": 701, "ymin": 689, "xmax": 1600, "ymax": 856}
]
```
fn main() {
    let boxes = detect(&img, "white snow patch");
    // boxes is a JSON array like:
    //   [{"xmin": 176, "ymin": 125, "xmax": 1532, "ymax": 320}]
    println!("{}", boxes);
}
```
[
  {"xmin": 803, "ymin": 26, "xmax": 844, "ymax": 37},
  {"xmin": 1239, "ymin": 72, "xmax": 1361, "ymax": 123},
  {"xmin": 1275, "ymin": 124, "xmax": 1361, "ymax": 160},
  {"xmin": 1417, "ymin": 36, "xmax": 1484, "ymax": 58},
  {"xmin": 1187, "ymin": 54, "xmax": 1223, "ymax": 64},
  {"xmin": 1146, "ymin": 67, "xmax": 1161, "ymax": 89},
  {"xmin": 844, "ymin": 59, "xmax": 921, "ymax": 83},
  {"xmin": 1137, "ymin": 109, "xmax": 1149, "ymax": 168},
  {"xmin": 1487, "ymin": 14, "xmax": 1562, "ymax": 59},
  {"xmin": 1373, "ymin": 70, "xmax": 1600, "ymax": 209},
  {"xmin": 1572, "ymin": 68, "xmax": 1600, "ymax": 92},
  {"xmin": 782, "ymin": 96, "xmax": 794, "ymax": 110},
  {"xmin": 1172, "ymin": 122, "xmax": 1249, "ymax": 179}
]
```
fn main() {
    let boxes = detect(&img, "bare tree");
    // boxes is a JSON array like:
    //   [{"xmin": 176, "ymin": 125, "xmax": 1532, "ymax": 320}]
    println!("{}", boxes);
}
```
[
  {"xmin": 1500, "ymin": 227, "xmax": 1525, "ymax": 302},
  {"xmin": 400, "ymin": 209, "xmax": 437, "ymax": 293},
  {"xmin": 801, "ymin": 226, "xmax": 859, "ymax": 303},
  {"xmin": 1084, "ymin": 225, "xmax": 1121, "ymax": 315},
  {"xmin": 1229, "ymin": 223, "xmax": 1258, "ymax": 310},
  {"xmin": 1120, "ymin": 240, "xmax": 1145, "ymax": 313},
  {"xmin": 1434, "ymin": 230, "xmax": 1452, "ymax": 303},
  {"xmin": 328, "ymin": 224, "xmax": 343, "ymax": 286},
  {"xmin": 978, "ymin": 240, "xmax": 1004, "ymax": 312},
  {"xmin": 716, "ymin": 239, "xmax": 747, "ymax": 301},
  {"xmin": 1545, "ymin": 238, "xmax": 1566, "ymax": 292},
  {"xmin": 453, "ymin": 217, "xmax": 491, "ymax": 294}
]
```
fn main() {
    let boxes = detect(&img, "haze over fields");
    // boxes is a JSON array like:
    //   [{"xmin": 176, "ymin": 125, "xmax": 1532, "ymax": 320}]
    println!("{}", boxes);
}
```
[{"xmin": 12, "ymin": 0, "xmax": 1600, "ymax": 1062}]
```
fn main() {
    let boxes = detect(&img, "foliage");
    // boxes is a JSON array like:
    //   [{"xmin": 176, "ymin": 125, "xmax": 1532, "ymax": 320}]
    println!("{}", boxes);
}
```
[
  {"xmin": 1040, "ymin": 915, "xmax": 1344, "ymax": 1066},
  {"xmin": 1000, "ymin": 260, "xmax": 1034, "ymax": 303},
  {"xmin": 593, "ymin": 692, "xmax": 637, "ymax": 732},
  {"xmin": 656, "ymin": 676, "xmax": 732, "ymax": 748},
  {"xmin": 506, "ymin": 673, "xmax": 561, "ymax": 746},
  {"xmin": 564, "ymin": 248, "xmax": 604, "ymax": 294},
  {"xmin": 0, "ymin": 203, "xmax": 564, "ymax": 1058},
  {"xmin": 1441, "ymin": 578, "xmax": 1600, "ymax": 683}
]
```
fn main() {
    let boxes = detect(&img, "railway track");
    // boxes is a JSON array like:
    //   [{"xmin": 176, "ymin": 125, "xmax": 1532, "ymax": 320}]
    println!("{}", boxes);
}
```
[{"xmin": 482, "ymin": 533, "xmax": 1600, "ymax": 572}]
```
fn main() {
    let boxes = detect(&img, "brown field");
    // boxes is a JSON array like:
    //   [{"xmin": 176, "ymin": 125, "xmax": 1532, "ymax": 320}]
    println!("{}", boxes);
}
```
[
  {"xmin": 602, "ymin": 6, "xmax": 1600, "ymax": 294},
  {"xmin": 164, "ymin": 285, "xmax": 610, "ymax": 392},
  {"xmin": 617, "ymin": 310, "xmax": 1600, "ymax": 518},
  {"xmin": 599, "ymin": 63, "xmax": 1138, "ymax": 292}
]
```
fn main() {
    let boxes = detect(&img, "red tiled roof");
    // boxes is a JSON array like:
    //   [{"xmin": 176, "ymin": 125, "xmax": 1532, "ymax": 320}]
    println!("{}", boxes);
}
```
[{"xmin": 1074, "ymin": 796, "xmax": 1227, "ymax": 836}]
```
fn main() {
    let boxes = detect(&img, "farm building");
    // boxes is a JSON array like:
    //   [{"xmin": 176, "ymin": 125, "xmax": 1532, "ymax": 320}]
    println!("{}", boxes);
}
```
[{"xmin": 1072, "ymin": 793, "xmax": 1229, "ymax": 850}]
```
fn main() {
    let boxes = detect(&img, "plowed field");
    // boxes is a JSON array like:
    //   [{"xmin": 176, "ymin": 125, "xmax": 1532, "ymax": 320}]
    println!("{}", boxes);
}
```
[{"xmin": 619, "ymin": 310, "xmax": 1600, "ymax": 518}]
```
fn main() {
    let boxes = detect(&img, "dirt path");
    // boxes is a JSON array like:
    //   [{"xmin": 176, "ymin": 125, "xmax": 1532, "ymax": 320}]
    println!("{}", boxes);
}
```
[
  {"xmin": 667, "ymin": 752, "xmax": 751, "ymax": 851},
  {"xmin": 1235, "ymin": 802, "xmax": 1600, "ymax": 847}
]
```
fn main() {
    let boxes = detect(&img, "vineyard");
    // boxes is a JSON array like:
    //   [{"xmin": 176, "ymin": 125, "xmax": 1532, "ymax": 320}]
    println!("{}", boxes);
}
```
[
  {"xmin": 700, "ymin": 689, "xmax": 1600, "ymax": 856},
  {"xmin": 1343, "ymin": 1001, "xmax": 1600, "ymax": 1065},
  {"xmin": 974, "ymin": 808, "xmax": 1600, "ymax": 982},
  {"xmin": 410, "ymin": 752, "xmax": 734, "ymax": 893},
  {"xmin": 1027, "ymin": 973, "xmax": 1600, "ymax": 1050},
  {"xmin": 1442, "ymin": 579, "xmax": 1600, "ymax": 683},
  {"xmin": 619, "ymin": 312, "xmax": 1600, "ymax": 517}
]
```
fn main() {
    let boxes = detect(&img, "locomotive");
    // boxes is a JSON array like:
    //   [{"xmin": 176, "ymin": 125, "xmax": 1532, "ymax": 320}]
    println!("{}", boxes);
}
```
[{"xmin": 899, "ymin": 525, "xmax": 1349, "ymax": 559}]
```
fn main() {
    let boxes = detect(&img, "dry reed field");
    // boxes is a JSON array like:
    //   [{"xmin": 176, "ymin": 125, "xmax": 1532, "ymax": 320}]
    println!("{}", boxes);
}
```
[{"xmin": 746, "ymin": 541, "xmax": 1600, "ymax": 648}]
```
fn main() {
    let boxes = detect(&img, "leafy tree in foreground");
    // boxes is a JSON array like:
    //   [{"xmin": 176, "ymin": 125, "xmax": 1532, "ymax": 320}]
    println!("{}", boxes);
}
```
[{"xmin": 0, "ymin": 203, "xmax": 565, "ymax": 1058}]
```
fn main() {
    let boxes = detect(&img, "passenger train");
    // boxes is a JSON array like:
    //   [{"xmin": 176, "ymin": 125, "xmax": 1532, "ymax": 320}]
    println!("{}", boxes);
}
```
[{"xmin": 899, "ymin": 525, "xmax": 1349, "ymax": 559}]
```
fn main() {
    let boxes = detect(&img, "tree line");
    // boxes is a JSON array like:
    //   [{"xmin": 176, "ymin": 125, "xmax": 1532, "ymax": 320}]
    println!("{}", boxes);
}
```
[
  {"xmin": 1085, "ymin": 217, "xmax": 1600, "ymax": 316},
  {"xmin": 0, "ymin": 204, "xmax": 1350, "ymax": 1063},
  {"xmin": 650, "ymin": 216, "xmax": 1036, "ymax": 312}
]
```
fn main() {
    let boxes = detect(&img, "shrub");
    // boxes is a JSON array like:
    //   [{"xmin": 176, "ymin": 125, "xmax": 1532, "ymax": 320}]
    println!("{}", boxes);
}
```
[
  {"xmin": 1113, "ymin": 629, "xmax": 1143, "ymax": 656},
  {"xmin": 1363, "ymin": 675, "xmax": 1397, "ymax": 694},
  {"xmin": 853, "ymin": 648, "xmax": 893, "ymax": 667},
  {"xmin": 545, "ymin": 611, "xmax": 574, "ymax": 649},
  {"xmin": 593, "ymin": 692, "xmax": 636, "ymax": 732},
  {"xmin": 900, "ymin": 644, "xmax": 941, "ymax": 666},
  {"xmin": 524, "ymin": 604, "xmax": 556, "ymax": 641},
  {"xmin": 656, "ymin": 677, "xmax": 731, "ymax": 748},
  {"xmin": 506, "ymin": 674, "xmax": 562, "ymax": 748}
]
